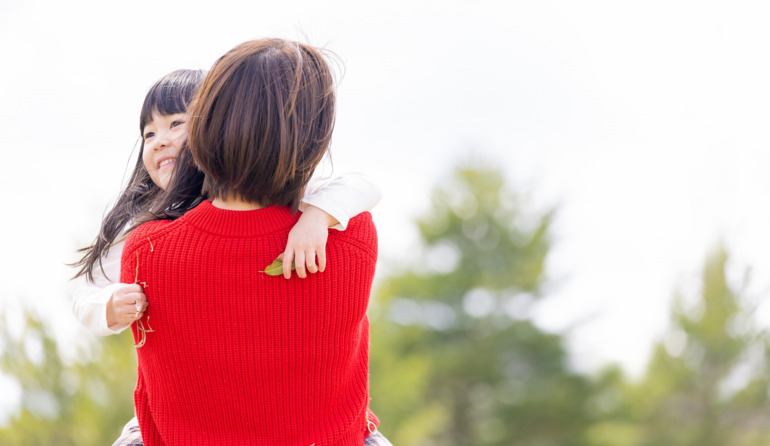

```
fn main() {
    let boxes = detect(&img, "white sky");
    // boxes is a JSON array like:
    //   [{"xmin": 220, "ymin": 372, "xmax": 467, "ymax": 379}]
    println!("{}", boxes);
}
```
[{"xmin": 2, "ymin": 0, "xmax": 770, "ymax": 403}]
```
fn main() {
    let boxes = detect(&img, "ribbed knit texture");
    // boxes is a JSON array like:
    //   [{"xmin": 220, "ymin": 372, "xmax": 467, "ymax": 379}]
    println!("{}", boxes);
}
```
[{"xmin": 120, "ymin": 201, "xmax": 379, "ymax": 446}]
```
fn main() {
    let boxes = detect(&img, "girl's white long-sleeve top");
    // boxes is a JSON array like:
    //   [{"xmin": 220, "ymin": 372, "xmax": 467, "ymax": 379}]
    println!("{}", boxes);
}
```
[{"xmin": 72, "ymin": 172, "xmax": 381, "ymax": 336}]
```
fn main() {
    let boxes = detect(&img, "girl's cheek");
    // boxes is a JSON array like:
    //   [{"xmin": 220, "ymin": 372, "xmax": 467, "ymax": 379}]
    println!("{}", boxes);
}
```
[{"xmin": 142, "ymin": 151, "xmax": 154, "ymax": 173}]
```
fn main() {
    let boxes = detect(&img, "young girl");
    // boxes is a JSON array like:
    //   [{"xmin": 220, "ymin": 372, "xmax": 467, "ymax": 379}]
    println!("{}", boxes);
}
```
[{"xmin": 71, "ymin": 68, "xmax": 382, "ymax": 444}]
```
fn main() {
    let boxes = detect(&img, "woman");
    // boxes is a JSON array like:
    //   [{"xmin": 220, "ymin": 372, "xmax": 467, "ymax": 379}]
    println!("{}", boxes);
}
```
[
  {"xmin": 121, "ymin": 38, "xmax": 390, "ymax": 445},
  {"xmin": 72, "ymin": 68, "xmax": 382, "ymax": 445}
]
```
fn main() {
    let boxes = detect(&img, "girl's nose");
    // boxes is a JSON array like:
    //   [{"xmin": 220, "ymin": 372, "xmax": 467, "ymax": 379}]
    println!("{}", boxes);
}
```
[{"xmin": 154, "ymin": 130, "xmax": 171, "ymax": 150}]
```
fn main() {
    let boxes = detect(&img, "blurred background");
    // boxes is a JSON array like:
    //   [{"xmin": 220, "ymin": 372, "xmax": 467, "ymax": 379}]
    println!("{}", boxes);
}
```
[{"xmin": 2, "ymin": 0, "xmax": 770, "ymax": 444}]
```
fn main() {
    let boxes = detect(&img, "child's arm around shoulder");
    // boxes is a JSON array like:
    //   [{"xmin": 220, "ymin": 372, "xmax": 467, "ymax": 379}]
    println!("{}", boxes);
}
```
[
  {"xmin": 281, "ymin": 172, "xmax": 381, "ymax": 279},
  {"xmin": 299, "ymin": 171, "xmax": 381, "ymax": 230}
]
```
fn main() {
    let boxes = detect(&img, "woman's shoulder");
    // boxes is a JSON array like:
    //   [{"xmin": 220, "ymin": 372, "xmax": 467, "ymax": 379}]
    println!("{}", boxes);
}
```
[
  {"xmin": 329, "ymin": 212, "xmax": 377, "ymax": 260},
  {"xmin": 133, "ymin": 219, "xmax": 174, "ymax": 237},
  {"xmin": 344, "ymin": 211, "xmax": 374, "ymax": 231},
  {"xmin": 123, "ymin": 219, "xmax": 176, "ymax": 254}
]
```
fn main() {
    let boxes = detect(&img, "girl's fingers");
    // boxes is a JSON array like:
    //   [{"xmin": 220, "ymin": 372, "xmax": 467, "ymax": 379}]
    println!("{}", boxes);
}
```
[
  {"xmin": 117, "ymin": 286, "xmax": 146, "ymax": 301},
  {"xmin": 125, "ymin": 301, "xmax": 143, "ymax": 313},
  {"xmin": 294, "ymin": 251, "xmax": 307, "ymax": 279},
  {"xmin": 306, "ymin": 251, "xmax": 318, "ymax": 274},
  {"xmin": 127, "ymin": 300, "xmax": 147, "ymax": 313},
  {"xmin": 123, "ymin": 283, "xmax": 144, "ymax": 294},
  {"xmin": 317, "ymin": 247, "xmax": 326, "ymax": 273},
  {"xmin": 122, "ymin": 293, "xmax": 146, "ymax": 306},
  {"xmin": 119, "ymin": 291, "xmax": 148, "ymax": 316},
  {"xmin": 283, "ymin": 249, "xmax": 295, "ymax": 279}
]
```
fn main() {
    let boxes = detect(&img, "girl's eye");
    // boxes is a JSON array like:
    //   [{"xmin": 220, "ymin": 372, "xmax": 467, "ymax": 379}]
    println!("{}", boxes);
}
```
[
  {"xmin": 172, "ymin": 121, "xmax": 184, "ymax": 128},
  {"xmin": 144, "ymin": 131, "xmax": 155, "ymax": 139}
]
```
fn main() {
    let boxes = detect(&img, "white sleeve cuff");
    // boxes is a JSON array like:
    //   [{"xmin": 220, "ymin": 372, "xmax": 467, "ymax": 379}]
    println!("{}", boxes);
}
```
[
  {"xmin": 72, "ymin": 282, "xmax": 129, "ymax": 336},
  {"xmin": 300, "ymin": 172, "xmax": 382, "ymax": 231},
  {"xmin": 298, "ymin": 199, "xmax": 349, "ymax": 230}
]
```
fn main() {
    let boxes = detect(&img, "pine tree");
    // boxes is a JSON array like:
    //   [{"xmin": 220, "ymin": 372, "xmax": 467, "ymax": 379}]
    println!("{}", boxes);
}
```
[
  {"xmin": 587, "ymin": 246, "xmax": 770, "ymax": 446},
  {"xmin": 369, "ymin": 163, "xmax": 599, "ymax": 446}
]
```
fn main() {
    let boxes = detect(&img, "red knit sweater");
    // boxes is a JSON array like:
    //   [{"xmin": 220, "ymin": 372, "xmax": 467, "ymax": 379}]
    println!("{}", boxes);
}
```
[{"xmin": 120, "ymin": 201, "xmax": 379, "ymax": 446}]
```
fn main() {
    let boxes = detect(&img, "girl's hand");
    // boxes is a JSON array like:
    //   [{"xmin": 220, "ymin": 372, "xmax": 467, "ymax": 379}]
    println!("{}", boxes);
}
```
[
  {"xmin": 282, "ymin": 205, "xmax": 338, "ymax": 279},
  {"xmin": 107, "ymin": 283, "xmax": 148, "ymax": 328}
]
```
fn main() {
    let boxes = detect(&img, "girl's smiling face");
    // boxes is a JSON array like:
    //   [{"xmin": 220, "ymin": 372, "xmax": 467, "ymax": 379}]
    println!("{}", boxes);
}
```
[{"xmin": 142, "ymin": 112, "xmax": 187, "ymax": 189}]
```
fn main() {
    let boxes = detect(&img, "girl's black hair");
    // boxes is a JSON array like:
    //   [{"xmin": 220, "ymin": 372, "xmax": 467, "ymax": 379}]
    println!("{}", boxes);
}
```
[
  {"xmin": 72, "ymin": 69, "xmax": 206, "ymax": 282},
  {"xmin": 131, "ymin": 142, "xmax": 206, "ymax": 228}
]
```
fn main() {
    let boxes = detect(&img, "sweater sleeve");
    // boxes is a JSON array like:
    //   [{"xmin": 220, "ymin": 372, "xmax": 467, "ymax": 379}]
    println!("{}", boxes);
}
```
[
  {"xmin": 71, "ymin": 239, "xmax": 131, "ymax": 336},
  {"xmin": 299, "ymin": 172, "xmax": 381, "ymax": 231}
]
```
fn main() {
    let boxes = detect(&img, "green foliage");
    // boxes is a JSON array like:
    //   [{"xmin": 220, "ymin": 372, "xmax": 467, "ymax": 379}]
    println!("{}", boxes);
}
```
[
  {"xmin": 4, "ymin": 163, "xmax": 770, "ymax": 446},
  {"xmin": 369, "ymin": 163, "xmax": 600, "ymax": 445},
  {"xmin": 0, "ymin": 307, "xmax": 136, "ymax": 446},
  {"xmin": 588, "ymin": 246, "xmax": 770, "ymax": 446}
]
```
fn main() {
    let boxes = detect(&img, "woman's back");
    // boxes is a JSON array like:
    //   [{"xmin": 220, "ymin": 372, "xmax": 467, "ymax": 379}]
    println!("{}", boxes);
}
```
[{"xmin": 122, "ymin": 201, "xmax": 378, "ymax": 446}]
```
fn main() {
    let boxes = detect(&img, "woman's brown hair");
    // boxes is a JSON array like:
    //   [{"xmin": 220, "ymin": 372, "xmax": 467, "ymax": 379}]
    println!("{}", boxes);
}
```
[{"xmin": 187, "ymin": 38, "xmax": 336, "ymax": 210}]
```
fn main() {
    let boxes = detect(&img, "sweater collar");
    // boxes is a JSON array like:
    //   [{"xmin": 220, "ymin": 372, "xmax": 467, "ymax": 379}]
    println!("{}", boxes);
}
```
[{"xmin": 180, "ymin": 200, "xmax": 299, "ymax": 237}]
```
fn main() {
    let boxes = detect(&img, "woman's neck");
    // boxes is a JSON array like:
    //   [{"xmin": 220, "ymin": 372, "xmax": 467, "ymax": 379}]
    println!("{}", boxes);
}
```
[{"xmin": 211, "ymin": 197, "xmax": 264, "ymax": 211}]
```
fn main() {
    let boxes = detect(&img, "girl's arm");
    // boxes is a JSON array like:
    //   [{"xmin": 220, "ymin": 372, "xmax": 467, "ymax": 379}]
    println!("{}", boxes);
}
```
[
  {"xmin": 72, "ymin": 239, "xmax": 148, "ymax": 335},
  {"xmin": 281, "ymin": 172, "xmax": 382, "ymax": 279},
  {"xmin": 300, "ymin": 171, "xmax": 382, "ymax": 230}
]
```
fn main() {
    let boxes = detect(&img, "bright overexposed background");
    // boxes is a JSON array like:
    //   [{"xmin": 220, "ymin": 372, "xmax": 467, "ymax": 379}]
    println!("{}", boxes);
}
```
[{"xmin": 2, "ymin": 0, "xmax": 770, "ymax": 416}]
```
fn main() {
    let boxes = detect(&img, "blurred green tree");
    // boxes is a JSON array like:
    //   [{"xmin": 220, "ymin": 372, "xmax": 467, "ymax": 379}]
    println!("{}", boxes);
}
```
[
  {"xmin": 7, "ymin": 167, "xmax": 770, "ymax": 446},
  {"xmin": 0, "ymin": 307, "xmax": 135, "ymax": 446},
  {"xmin": 585, "ymin": 246, "xmax": 770, "ymax": 446},
  {"xmin": 369, "ymin": 163, "xmax": 601, "ymax": 446}
]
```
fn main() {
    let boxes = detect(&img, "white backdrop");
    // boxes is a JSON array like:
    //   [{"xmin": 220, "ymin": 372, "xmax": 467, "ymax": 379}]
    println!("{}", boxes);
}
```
[{"xmin": 2, "ymin": 1, "xmax": 770, "ymax": 417}]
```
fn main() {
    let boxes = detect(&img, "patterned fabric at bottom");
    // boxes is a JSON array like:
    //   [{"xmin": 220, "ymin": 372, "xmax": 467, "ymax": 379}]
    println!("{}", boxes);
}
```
[
  {"xmin": 365, "ymin": 430, "xmax": 394, "ymax": 446},
  {"xmin": 111, "ymin": 417, "xmax": 393, "ymax": 446},
  {"xmin": 112, "ymin": 417, "xmax": 142, "ymax": 446}
]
